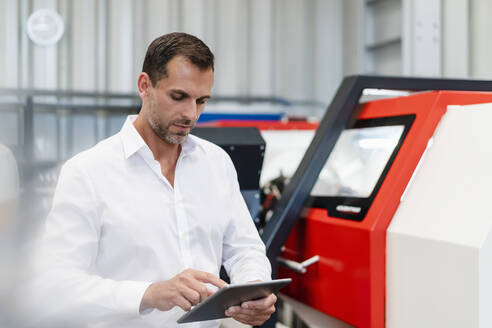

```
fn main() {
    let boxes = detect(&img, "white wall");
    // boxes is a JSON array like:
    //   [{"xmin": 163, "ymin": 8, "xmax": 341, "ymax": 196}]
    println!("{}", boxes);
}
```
[
  {"xmin": 442, "ymin": 0, "xmax": 469, "ymax": 78},
  {"xmin": 5, "ymin": 0, "xmax": 492, "ymax": 112},
  {"xmin": 342, "ymin": 0, "xmax": 364, "ymax": 76},
  {"xmin": 342, "ymin": 0, "xmax": 492, "ymax": 80},
  {"xmin": 0, "ymin": 0, "xmax": 344, "ymax": 105},
  {"xmin": 470, "ymin": 0, "xmax": 492, "ymax": 78}
]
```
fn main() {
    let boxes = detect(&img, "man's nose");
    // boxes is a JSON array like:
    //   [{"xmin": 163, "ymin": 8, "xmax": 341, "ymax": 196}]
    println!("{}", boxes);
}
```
[{"xmin": 182, "ymin": 100, "xmax": 198, "ymax": 121}]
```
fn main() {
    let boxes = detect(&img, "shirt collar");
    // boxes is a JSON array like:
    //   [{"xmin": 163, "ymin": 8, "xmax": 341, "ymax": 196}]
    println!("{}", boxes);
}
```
[
  {"xmin": 120, "ymin": 115, "xmax": 199, "ymax": 159},
  {"xmin": 181, "ymin": 134, "xmax": 199, "ymax": 156}
]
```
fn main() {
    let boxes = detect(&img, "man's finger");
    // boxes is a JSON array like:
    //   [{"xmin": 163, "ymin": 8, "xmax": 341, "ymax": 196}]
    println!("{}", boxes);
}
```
[
  {"xmin": 175, "ymin": 295, "xmax": 193, "ymax": 312},
  {"xmin": 227, "ymin": 306, "xmax": 261, "ymax": 316},
  {"xmin": 182, "ymin": 276, "xmax": 210, "ymax": 303},
  {"xmin": 225, "ymin": 305, "xmax": 241, "ymax": 316},
  {"xmin": 227, "ymin": 305, "xmax": 274, "ymax": 317},
  {"xmin": 180, "ymin": 286, "xmax": 201, "ymax": 306},
  {"xmin": 192, "ymin": 270, "xmax": 227, "ymax": 289},
  {"xmin": 241, "ymin": 293, "xmax": 277, "ymax": 310}
]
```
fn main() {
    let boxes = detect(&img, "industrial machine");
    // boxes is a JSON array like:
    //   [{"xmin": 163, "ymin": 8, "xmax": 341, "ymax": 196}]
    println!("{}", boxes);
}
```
[
  {"xmin": 191, "ymin": 126, "xmax": 266, "ymax": 227},
  {"xmin": 260, "ymin": 76, "xmax": 492, "ymax": 328}
]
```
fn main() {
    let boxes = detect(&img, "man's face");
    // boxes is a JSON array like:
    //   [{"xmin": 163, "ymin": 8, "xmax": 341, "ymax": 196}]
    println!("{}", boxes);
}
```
[{"xmin": 144, "ymin": 56, "xmax": 214, "ymax": 145}]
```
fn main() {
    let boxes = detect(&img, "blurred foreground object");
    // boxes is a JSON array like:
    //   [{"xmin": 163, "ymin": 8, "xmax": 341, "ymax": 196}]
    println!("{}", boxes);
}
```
[
  {"xmin": 0, "ymin": 144, "xmax": 19, "ymax": 210},
  {"xmin": 0, "ymin": 143, "xmax": 20, "ymax": 326}
]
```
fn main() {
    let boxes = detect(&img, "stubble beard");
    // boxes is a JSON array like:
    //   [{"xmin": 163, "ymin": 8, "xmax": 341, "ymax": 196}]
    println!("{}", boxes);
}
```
[{"xmin": 147, "ymin": 112, "xmax": 195, "ymax": 145}]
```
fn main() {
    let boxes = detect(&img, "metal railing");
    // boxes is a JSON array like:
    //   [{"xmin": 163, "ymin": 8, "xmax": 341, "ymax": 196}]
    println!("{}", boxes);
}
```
[{"xmin": 0, "ymin": 89, "xmax": 326, "ymax": 184}]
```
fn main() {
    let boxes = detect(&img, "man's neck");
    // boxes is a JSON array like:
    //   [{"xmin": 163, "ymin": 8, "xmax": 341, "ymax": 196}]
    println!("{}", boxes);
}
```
[{"xmin": 133, "ymin": 114, "xmax": 181, "ymax": 165}]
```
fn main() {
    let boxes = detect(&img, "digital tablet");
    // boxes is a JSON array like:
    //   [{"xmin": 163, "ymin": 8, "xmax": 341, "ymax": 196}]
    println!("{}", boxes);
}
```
[{"xmin": 177, "ymin": 278, "xmax": 292, "ymax": 324}]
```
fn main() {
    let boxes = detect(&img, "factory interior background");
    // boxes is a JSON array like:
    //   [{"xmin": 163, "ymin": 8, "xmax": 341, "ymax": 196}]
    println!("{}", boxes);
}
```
[
  {"xmin": 2, "ymin": 0, "xmax": 492, "ymax": 328},
  {"xmin": 2, "ymin": 0, "xmax": 492, "ymax": 162}
]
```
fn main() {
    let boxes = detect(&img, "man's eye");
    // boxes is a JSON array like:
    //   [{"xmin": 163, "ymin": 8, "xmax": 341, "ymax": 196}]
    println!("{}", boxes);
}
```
[
  {"xmin": 197, "ymin": 99, "xmax": 207, "ymax": 105},
  {"xmin": 171, "ymin": 94, "xmax": 184, "ymax": 101}
]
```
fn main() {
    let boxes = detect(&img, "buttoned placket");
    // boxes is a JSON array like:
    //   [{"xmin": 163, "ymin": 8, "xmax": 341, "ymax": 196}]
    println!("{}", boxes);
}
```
[
  {"xmin": 137, "ymin": 146, "xmax": 194, "ymax": 270},
  {"xmin": 173, "ymin": 152, "xmax": 194, "ymax": 269}
]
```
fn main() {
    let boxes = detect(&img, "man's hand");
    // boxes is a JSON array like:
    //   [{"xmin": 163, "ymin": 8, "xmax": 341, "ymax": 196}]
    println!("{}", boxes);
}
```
[
  {"xmin": 225, "ymin": 293, "xmax": 277, "ymax": 326},
  {"xmin": 140, "ymin": 269, "xmax": 227, "ymax": 312}
]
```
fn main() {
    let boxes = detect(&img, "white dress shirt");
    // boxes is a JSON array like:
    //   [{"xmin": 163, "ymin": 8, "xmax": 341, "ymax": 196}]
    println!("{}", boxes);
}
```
[{"xmin": 30, "ymin": 115, "xmax": 271, "ymax": 328}]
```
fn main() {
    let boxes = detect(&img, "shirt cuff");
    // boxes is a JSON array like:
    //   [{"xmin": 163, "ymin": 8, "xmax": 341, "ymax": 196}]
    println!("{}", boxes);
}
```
[
  {"xmin": 113, "ymin": 280, "xmax": 153, "ymax": 316},
  {"xmin": 231, "ymin": 269, "xmax": 272, "ymax": 285}
]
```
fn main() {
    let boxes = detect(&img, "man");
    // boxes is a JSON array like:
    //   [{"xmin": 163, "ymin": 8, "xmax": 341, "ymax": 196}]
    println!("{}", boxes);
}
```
[{"xmin": 33, "ymin": 33, "xmax": 275, "ymax": 327}]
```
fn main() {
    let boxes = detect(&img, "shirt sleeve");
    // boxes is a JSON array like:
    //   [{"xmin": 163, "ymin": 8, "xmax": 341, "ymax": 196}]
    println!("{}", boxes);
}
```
[
  {"xmin": 221, "ymin": 154, "xmax": 272, "ymax": 284},
  {"xmin": 23, "ymin": 159, "xmax": 152, "ymax": 326}
]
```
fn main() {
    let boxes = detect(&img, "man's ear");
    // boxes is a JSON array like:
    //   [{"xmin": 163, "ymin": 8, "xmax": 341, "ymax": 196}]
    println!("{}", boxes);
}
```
[{"xmin": 137, "ymin": 72, "xmax": 152, "ymax": 99}]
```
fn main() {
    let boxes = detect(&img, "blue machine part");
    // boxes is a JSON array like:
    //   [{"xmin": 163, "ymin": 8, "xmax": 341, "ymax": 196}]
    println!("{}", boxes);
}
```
[{"xmin": 197, "ymin": 112, "xmax": 283, "ymax": 123}]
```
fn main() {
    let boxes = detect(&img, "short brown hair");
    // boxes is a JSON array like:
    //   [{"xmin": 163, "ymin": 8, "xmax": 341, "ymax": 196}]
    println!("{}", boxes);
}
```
[{"xmin": 142, "ymin": 32, "xmax": 214, "ymax": 86}]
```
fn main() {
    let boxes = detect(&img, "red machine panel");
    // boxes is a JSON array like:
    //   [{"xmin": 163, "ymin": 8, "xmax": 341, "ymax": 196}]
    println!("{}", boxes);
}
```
[{"xmin": 278, "ymin": 91, "xmax": 492, "ymax": 327}]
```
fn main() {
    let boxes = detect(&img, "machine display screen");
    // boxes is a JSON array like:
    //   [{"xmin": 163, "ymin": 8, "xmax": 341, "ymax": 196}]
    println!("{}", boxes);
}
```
[
  {"xmin": 309, "ymin": 115, "xmax": 415, "ymax": 221},
  {"xmin": 310, "ymin": 125, "xmax": 404, "ymax": 198}
]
